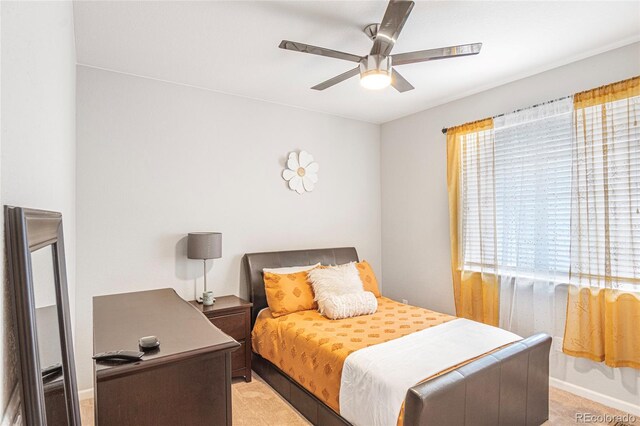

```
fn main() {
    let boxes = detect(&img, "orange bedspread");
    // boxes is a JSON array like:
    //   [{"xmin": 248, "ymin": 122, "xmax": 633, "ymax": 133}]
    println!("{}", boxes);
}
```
[{"xmin": 251, "ymin": 297, "xmax": 456, "ymax": 413}]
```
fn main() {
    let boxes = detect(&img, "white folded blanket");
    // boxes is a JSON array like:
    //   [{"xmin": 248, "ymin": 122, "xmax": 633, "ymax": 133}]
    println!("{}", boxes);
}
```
[{"xmin": 339, "ymin": 318, "xmax": 522, "ymax": 426}]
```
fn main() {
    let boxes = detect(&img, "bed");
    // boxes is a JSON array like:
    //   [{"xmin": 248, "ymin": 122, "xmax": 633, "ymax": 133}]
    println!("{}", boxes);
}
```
[{"xmin": 244, "ymin": 247, "xmax": 551, "ymax": 426}]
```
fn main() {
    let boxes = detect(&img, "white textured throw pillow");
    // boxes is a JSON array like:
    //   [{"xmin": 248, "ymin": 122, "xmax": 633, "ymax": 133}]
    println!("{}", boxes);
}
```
[
  {"xmin": 322, "ymin": 292, "xmax": 378, "ymax": 320},
  {"xmin": 306, "ymin": 262, "xmax": 365, "ymax": 315}
]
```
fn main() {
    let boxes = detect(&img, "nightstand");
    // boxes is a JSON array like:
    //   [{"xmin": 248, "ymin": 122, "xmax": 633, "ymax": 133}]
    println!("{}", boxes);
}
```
[{"xmin": 190, "ymin": 295, "xmax": 253, "ymax": 382}]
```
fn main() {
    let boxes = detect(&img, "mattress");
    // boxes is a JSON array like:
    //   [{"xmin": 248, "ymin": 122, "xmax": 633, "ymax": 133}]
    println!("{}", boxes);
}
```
[{"xmin": 251, "ymin": 296, "xmax": 456, "ymax": 413}]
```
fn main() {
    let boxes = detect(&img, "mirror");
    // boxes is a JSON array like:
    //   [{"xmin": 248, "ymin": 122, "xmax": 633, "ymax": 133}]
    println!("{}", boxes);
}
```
[
  {"xmin": 5, "ymin": 207, "xmax": 80, "ymax": 425},
  {"xmin": 33, "ymin": 246, "xmax": 68, "ymax": 424}
]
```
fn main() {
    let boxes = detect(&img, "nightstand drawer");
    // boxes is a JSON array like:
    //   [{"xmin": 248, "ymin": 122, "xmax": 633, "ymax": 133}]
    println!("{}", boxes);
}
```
[
  {"xmin": 209, "ymin": 312, "xmax": 246, "ymax": 340},
  {"xmin": 231, "ymin": 340, "xmax": 246, "ymax": 371}
]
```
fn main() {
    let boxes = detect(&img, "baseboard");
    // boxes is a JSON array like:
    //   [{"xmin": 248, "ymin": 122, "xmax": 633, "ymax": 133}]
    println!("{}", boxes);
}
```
[
  {"xmin": 1, "ymin": 382, "xmax": 22, "ymax": 426},
  {"xmin": 550, "ymin": 377, "xmax": 640, "ymax": 416},
  {"xmin": 78, "ymin": 388, "xmax": 93, "ymax": 401}
]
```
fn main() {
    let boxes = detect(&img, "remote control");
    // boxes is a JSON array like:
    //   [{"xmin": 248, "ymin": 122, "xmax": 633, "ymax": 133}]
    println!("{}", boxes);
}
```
[{"xmin": 92, "ymin": 350, "xmax": 144, "ymax": 362}]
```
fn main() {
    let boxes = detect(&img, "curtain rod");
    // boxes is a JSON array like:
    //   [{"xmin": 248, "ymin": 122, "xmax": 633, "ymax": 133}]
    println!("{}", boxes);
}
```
[{"xmin": 441, "ymin": 94, "xmax": 573, "ymax": 135}]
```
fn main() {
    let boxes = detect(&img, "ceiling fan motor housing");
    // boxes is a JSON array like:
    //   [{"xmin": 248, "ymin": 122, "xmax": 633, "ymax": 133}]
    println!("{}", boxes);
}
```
[{"xmin": 359, "ymin": 54, "xmax": 392, "ymax": 78}]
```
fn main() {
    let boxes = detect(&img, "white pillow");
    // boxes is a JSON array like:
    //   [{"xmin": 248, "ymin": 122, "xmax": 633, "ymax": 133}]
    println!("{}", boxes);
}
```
[
  {"xmin": 306, "ymin": 262, "xmax": 364, "ymax": 314},
  {"xmin": 263, "ymin": 263, "xmax": 320, "ymax": 274},
  {"xmin": 322, "ymin": 292, "xmax": 378, "ymax": 320}
]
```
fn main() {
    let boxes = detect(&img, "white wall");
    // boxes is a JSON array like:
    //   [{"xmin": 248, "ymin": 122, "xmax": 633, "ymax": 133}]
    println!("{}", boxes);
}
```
[
  {"xmin": 75, "ymin": 65, "xmax": 381, "ymax": 390},
  {"xmin": 0, "ymin": 1, "xmax": 76, "ymax": 421},
  {"xmin": 380, "ymin": 42, "xmax": 640, "ymax": 412}
]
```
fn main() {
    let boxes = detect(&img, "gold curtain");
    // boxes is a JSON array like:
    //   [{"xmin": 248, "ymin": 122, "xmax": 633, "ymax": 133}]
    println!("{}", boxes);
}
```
[
  {"xmin": 563, "ymin": 76, "xmax": 640, "ymax": 369},
  {"xmin": 447, "ymin": 118, "xmax": 499, "ymax": 326}
]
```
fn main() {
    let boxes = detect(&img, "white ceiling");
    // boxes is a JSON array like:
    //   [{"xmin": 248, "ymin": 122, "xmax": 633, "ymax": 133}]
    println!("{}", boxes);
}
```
[{"xmin": 73, "ymin": 1, "xmax": 640, "ymax": 124}]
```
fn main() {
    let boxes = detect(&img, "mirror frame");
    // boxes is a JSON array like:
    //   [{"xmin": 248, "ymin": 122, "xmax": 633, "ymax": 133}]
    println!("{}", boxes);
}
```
[{"xmin": 5, "ymin": 206, "xmax": 81, "ymax": 425}]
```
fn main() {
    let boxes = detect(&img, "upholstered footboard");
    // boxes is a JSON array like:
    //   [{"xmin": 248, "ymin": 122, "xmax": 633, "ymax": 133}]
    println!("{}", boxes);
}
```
[
  {"xmin": 403, "ymin": 333, "xmax": 552, "ymax": 426},
  {"xmin": 253, "ymin": 332, "xmax": 551, "ymax": 426}
]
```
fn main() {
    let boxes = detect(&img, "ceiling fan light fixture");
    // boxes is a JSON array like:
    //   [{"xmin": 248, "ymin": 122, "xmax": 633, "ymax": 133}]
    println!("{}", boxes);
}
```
[
  {"xmin": 359, "ymin": 55, "xmax": 392, "ymax": 90},
  {"xmin": 360, "ymin": 71, "xmax": 391, "ymax": 90}
]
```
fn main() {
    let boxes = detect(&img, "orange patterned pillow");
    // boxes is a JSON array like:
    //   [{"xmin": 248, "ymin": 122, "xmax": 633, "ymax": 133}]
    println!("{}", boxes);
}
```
[
  {"xmin": 356, "ymin": 260, "xmax": 381, "ymax": 297},
  {"xmin": 263, "ymin": 270, "xmax": 317, "ymax": 317}
]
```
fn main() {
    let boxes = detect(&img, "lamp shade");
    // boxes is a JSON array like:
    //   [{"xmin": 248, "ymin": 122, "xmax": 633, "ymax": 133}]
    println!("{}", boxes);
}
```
[{"xmin": 187, "ymin": 232, "xmax": 222, "ymax": 260}]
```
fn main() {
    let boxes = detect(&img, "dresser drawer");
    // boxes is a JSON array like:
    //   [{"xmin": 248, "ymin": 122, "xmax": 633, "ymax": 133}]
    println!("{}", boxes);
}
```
[
  {"xmin": 209, "ymin": 312, "xmax": 246, "ymax": 340},
  {"xmin": 231, "ymin": 340, "xmax": 246, "ymax": 371}
]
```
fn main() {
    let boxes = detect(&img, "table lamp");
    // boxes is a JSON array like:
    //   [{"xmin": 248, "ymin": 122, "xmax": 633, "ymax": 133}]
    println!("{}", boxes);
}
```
[{"xmin": 187, "ymin": 232, "xmax": 222, "ymax": 305}]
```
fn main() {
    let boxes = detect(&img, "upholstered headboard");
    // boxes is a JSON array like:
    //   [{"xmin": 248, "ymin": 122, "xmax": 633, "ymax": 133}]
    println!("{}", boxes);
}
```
[{"xmin": 243, "ymin": 247, "xmax": 359, "ymax": 326}]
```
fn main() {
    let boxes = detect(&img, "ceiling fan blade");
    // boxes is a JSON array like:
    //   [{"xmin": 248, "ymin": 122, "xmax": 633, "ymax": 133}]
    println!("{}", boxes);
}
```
[
  {"xmin": 311, "ymin": 67, "xmax": 360, "ymax": 91},
  {"xmin": 370, "ymin": 1, "xmax": 415, "ymax": 57},
  {"xmin": 391, "ymin": 69, "xmax": 414, "ymax": 92},
  {"xmin": 279, "ymin": 40, "xmax": 362, "ymax": 63},
  {"xmin": 392, "ymin": 43, "xmax": 482, "ymax": 66}
]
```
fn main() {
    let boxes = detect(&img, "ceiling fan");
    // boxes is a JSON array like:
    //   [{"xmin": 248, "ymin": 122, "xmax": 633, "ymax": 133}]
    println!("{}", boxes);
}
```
[{"xmin": 279, "ymin": 0, "xmax": 482, "ymax": 92}]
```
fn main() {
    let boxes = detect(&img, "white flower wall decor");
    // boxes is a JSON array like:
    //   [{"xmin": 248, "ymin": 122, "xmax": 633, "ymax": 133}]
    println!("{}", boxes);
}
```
[{"xmin": 282, "ymin": 151, "xmax": 319, "ymax": 194}]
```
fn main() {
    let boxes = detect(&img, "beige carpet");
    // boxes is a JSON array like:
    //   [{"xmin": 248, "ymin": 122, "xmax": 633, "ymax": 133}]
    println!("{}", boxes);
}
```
[{"xmin": 80, "ymin": 374, "xmax": 637, "ymax": 425}]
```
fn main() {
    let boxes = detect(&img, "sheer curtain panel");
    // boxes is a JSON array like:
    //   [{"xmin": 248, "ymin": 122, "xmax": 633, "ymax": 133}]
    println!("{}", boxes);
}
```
[
  {"xmin": 447, "ymin": 118, "xmax": 500, "ymax": 326},
  {"xmin": 563, "ymin": 77, "xmax": 640, "ymax": 369}
]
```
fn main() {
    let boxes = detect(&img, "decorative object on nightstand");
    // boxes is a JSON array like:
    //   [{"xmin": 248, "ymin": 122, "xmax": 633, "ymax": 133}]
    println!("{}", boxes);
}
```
[
  {"xmin": 190, "ymin": 295, "xmax": 253, "ymax": 382},
  {"xmin": 187, "ymin": 232, "xmax": 222, "ymax": 306}
]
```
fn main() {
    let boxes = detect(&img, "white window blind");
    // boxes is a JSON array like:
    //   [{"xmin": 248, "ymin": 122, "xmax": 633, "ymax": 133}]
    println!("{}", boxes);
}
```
[
  {"xmin": 460, "ymin": 98, "xmax": 574, "ymax": 281},
  {"xmin": 460, "ymin": 94, "xmax": 640, "ymax": 287}
]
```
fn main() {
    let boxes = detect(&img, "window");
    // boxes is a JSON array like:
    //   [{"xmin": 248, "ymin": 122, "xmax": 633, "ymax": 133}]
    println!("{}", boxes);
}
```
[
  {"xmin": 461, "ymin": 91, "xmax": 640, "ymax": 289},
  {"xmin": 460, "ymin": 97, "xmax": 574, "ymax": 282},
  {"xmin": 451, "ymin": 78, "xmax": 640, "ymax": 366}
]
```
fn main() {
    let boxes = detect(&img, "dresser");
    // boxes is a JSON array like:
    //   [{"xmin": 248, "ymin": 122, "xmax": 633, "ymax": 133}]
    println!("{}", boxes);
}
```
[
  {"xmin": 190, "ymin": 295, "xmax": 253, "ymax": 382},
  {"xmin": 93, "ymin": 289, "xmax": 239, "ymax": 426}
]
